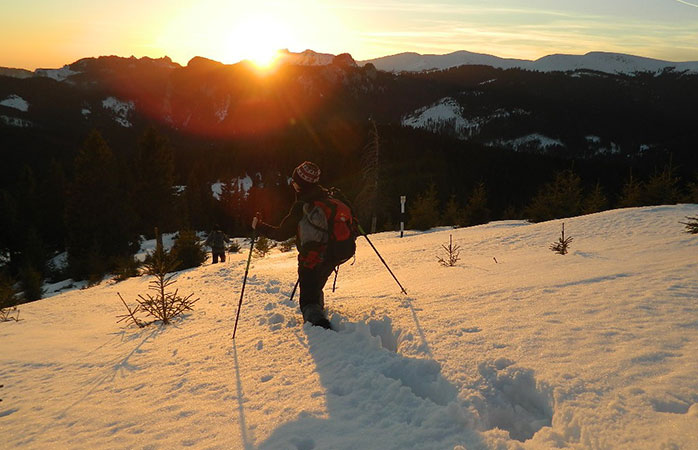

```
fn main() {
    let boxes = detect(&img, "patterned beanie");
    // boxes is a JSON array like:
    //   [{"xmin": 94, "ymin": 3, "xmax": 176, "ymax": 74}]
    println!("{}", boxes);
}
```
[{"xmin": 292, "ymin": 161, "xmax": 321, "ymax": 187}]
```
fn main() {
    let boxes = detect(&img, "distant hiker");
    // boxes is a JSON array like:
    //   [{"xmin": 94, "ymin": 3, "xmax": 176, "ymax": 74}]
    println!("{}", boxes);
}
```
[
  {"xmin": 205, "ymin": 225, "xmax": 230, "ymax": 264},
  {"xmin": 252, "ymin": 161, "xmax": 357, "ymax": 329}
]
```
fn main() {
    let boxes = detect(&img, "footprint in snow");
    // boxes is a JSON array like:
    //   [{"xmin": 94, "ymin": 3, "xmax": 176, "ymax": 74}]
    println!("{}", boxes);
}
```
[{"xmin": 268, "ymin": 313, "xmax": 284, "ymax": 331}]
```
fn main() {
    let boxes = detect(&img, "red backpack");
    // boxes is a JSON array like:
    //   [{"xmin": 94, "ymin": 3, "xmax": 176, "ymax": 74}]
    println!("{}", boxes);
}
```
[{"xmin": 299, "ymin": 191, "xmax": 358, "ymax": 264}]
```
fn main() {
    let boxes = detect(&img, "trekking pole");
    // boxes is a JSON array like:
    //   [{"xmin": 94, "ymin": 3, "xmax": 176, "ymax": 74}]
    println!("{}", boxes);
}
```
[
  {"xmin": 357, "ymin": 224, "xmax": 407, "ymax": 295},
  {"xmin": 232, "ymin": 233, "xmax": 256, "ymax": 339},
  {"xmin": 289, "ymin": 278, "xmax": 299, "ymax": 303}
]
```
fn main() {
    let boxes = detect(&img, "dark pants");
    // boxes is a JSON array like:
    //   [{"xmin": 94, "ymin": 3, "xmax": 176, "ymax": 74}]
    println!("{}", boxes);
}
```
[
  {"xmin": 298, "ymin": 261, "xmax": 336, "ymax": 313},
  {"xmin": 212, "ymin": 251, "xmax": 226, "ymax": 264}
]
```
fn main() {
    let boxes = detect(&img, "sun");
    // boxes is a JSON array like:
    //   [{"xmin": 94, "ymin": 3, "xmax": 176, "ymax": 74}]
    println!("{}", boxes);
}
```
[{"xmin": 227, "ymin": 14, "xmax": 292, "ymax": 68}]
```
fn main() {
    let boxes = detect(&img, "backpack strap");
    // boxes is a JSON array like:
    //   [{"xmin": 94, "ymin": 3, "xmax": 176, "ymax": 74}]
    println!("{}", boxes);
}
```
[{"xmin": 322, "ymin": 199, "xmax": 339, "ymax": 242}]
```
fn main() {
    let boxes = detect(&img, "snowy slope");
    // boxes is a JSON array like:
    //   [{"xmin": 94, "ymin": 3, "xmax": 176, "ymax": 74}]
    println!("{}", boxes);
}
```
[
  {"xmin": 2, "ymin": 205, "xmax": 698, "ymax": 449},
  {"xmin": 402, "ymin": 97, "xmax": 528, "ymax": 141},
  {"xmin": 276, "ymin": 49, "xmax": 338, "ymax": 66},
  {"xmin": 361, "ymin": 51, "xmax": 698, "ymax": 75},
  {"xmin": 0, "ymin": 95, "xmax": 29, "ymax": 112},
  {"xmin": 34, "ymin": 65, "xmax": 80, "ymax": 81}
]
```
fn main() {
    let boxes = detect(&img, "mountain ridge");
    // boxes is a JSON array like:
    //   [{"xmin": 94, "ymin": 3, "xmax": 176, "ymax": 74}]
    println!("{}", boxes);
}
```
[
  {"xmin": 3, "ymin": 49, "xmax": 698, "ymax": 79},
  {"xmin": 359, "ymin": 50, "xmax": 698, "ymax": 75}
]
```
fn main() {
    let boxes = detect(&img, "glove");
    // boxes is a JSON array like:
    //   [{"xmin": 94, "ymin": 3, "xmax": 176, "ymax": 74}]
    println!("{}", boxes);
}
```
[{"xmin": 251, "ymin": 215, "xmax": 259, "ymax": 230}]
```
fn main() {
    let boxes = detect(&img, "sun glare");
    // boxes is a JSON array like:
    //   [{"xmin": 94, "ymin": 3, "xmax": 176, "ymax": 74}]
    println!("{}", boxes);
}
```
[{"xmin": 227, "ymin": 14, "xmax": 291, "ymax": 69}]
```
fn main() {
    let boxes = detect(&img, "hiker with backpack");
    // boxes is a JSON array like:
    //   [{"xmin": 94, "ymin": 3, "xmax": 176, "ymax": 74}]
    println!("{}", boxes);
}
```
[
  {"xmin": 205, "ymin": 225, "xmax": 230, "ymax": 264},
  {"xmin": 252, "ymin": 161, "xmax": 357, "ymax": 329}
]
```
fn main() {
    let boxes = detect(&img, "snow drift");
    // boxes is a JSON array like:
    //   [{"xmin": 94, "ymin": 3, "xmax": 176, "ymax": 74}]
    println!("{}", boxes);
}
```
[{"xmin": 2, "ymin": 205, "xmax": 697, "ymax": 449}]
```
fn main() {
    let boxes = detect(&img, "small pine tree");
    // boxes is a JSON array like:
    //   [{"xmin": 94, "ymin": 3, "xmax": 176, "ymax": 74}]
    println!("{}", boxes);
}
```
[
  {"xmin": 583, "ymin": 182, "xmax": 609, "ymax": 215},
  {"xmin": 113, "ymin": 256, "xmax": 142, "ymax": 282},
  {"xmin": 279, "ymin": 237, "xmax": 296, "ymax": 253},
  {"xmin": 441, "ymin": 194, "xmax": 464, "ymax": 228},
  {"xmin": 644, "ymin": 165, "xmax": 681, "ymax": 206},
  {"xmin": 525, "ymin": 170, "xmax": 583, "ymax": 223},
  {"xmin": 254, "ymin": 236, "xmax": 275, "ymax": 257},
  {"xmin": 463, "ymin": 182, "xmax": 490, "ymax": 226},
  {"xmin": 408, "ymin": 184, "xmax": 440, "ymax": 231},
  {"xmin": 685, "ymin": 180, "xmax": 698, "ymax": 204},
  {"xmin": 437, "ymin": 234, "xmax": 461, "ymax": 267},
  {"xmin": 550, "ymin": 223, "xmax": 573, "ymax": 255},
  {"xmin": 170, "ymin": 230, "xmax": 206, "ymax": 270},
  {"xmin": 19, "ymin": 265, "xmax": 43, "ymax": 302},
  {"xmin": 228, "ymin": 239, "xmax": 241, "ymax": 253},
  {"xmin": 117, "ymin": 241, "xmax": 198, "ymax": 327},
  {"xmin": 0, "ymin": 272, "xmax": 20, "ymax": 321},
  {"xmin": 680, "ymin": 216, "xmax": 698, "ymax": 234},
  {"xmin": 618, "ymin": 171, "xmax": 644, "ymax": 207}
]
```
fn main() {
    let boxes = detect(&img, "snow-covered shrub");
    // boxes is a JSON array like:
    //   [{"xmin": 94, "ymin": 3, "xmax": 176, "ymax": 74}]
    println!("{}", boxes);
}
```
[
  {"xmin": 117, "ymin": 246, "xmax": 198, "ymax": 327},
  {"xmin": 437, "ymin": 234, "xmax": 461, "ymax": 267}
]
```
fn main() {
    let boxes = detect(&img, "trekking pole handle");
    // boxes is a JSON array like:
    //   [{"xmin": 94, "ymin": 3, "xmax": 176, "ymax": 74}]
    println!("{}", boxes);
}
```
[{"xmin": 357, "ymin": 224, "xmax": 408, "ymax": 295}]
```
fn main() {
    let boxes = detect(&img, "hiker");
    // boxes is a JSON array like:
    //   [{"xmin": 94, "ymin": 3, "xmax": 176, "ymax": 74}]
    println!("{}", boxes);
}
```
[
  {"xmin": 205, "ymin": 225, "xmax": 230, "ymax": 264},
  {"xmin": 252, "ymin": 161, "xmax": 356, "ymax": 329}
]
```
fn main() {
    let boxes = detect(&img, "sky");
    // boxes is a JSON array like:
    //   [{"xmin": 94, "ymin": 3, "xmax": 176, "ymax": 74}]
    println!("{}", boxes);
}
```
[{"xmin": 2, "ymin": 0, "xmax": 698, "ymax": 70}]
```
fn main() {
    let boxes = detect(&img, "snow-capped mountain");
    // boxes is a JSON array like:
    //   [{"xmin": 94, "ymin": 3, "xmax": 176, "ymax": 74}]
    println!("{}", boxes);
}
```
[
  {"xmin": 275, "ymin": 49, "xmax": 335, "ymax": 66},
  {"xmin": 360, "ymin": 50, "xmax": 698, "ymax": 75},
  {"xmin": 273, "ymin": 49, "xmax": 357, "ymax": 67}
]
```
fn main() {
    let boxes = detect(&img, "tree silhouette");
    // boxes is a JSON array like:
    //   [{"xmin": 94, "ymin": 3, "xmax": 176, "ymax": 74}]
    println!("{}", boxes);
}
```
[
  {"xmin": 133, "ymin": 126, "xmax": 176, "ymax": 235},
  {"xmin": 65, "ymin": 130, "xmax": 139, "ymax": 281}
]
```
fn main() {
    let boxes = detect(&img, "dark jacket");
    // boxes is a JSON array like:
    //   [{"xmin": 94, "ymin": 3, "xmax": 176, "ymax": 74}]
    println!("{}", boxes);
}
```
[{"xmin": 205, "ymin": 230, "xmax": 229, "ymax": 251}]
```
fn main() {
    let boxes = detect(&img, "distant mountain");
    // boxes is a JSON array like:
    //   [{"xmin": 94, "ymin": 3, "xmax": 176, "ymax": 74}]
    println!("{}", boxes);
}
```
[
  {"xmin": 0, "ymin": 67, "xmax": 33, "ymax": 79},
  {"xmin": 360, "ymin": 50, "xmax": 698, "ymax": 75},
  {"xmin": 2, "ymin": 51, "xmax": 697, "ymax": 188}
]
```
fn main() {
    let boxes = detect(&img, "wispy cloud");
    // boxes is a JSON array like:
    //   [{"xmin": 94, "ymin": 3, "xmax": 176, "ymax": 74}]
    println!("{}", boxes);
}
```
[{"xmin": 675, "ymin": 0, "xmax": 698, "ymax": 8}]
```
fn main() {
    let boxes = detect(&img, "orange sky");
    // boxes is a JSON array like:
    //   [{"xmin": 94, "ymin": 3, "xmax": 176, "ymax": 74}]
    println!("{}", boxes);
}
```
[{"xmin": 2, "ymin": 0, "xmax": 698, "ymax": 70}]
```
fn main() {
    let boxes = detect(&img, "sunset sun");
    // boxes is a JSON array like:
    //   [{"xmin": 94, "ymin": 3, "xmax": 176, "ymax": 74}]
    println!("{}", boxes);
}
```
[{"xmin": 227, "ymin": 14, "xmax": 291, "ymax": 68}]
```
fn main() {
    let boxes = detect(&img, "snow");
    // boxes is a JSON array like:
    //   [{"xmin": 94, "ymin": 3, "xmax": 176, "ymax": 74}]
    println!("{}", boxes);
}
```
[
  {"xmin": 585, "ymin": 135, "xmax": 601, "ymax": 144},
  {"xmin": 402, "ymin": 97, "xmax": 476, "ymax": 137},
  {"xmin": 34, "ymin": 65, "xmax": 80, "ymax": 82},
  {"xmin": 489, "ymin": 134, "xmax": 565, "ymax": 152},
  {"xmin": 276, "ymin": 49, "xmax": 337, "ymax": 66},
  {"xmin": 101, "ymin": 97, "xmax": 134, "ymax": 128},
  {"xmin": 211, "ymin": 175, "xmax": 254, "ymax": 200},
  {"xmin": 2, "ymin": 204, "xmax": 698, "ymax": 449},
  {"xmin": 402, "ymin": 99, "xmax": 528, "ymax": 140},
  {"xmin": 81, "ymin": 108, "xmax": 91, "ymax": 116},
  {"xmin": 0, "ymin": 95, "xmax": 29, "ymax": 112},
  {"xmin": 215, "ymin": 96, "xmax": 230, "ymax": 123},
  {"xmin": 361, "ymin": 50, "xmax": 698, "ymax": 75},
  {"xmin": 0, "ymin": 115, "xmax": 32, "ymax": 128}
]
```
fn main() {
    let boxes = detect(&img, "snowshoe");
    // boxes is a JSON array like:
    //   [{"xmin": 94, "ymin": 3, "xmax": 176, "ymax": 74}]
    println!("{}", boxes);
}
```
[{"xmin": 302, "ymin": 304, "xmax": 333, "ymax": 330}]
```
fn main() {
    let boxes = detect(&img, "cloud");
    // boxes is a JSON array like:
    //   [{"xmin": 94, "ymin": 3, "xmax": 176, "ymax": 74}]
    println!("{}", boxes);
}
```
[{"xmin": 675, "ymin": 0, "xmax": 698, "ymax": 7}]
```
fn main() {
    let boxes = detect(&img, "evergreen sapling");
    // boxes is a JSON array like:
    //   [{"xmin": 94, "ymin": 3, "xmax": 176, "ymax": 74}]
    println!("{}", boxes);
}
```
[{"xmin": 550, "ymin": 223, "xmax": 573, "ymax": 255}]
